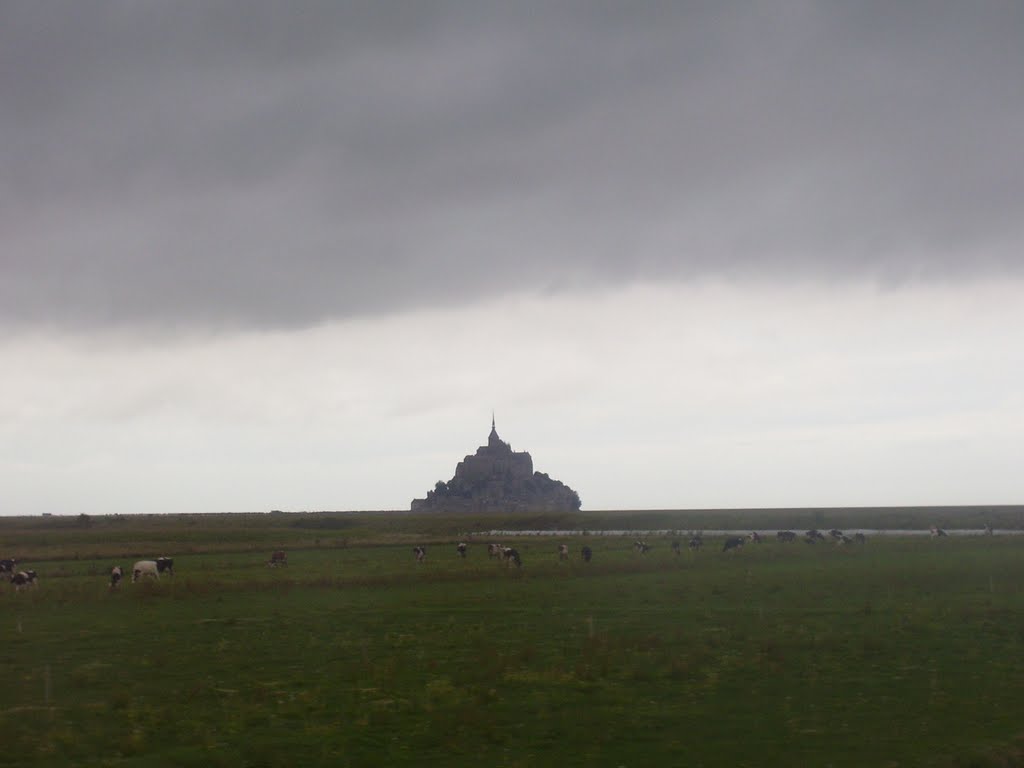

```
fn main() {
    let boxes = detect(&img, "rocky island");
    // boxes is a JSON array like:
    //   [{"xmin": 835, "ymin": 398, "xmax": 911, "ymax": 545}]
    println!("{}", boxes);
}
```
[{"xmin": 411, "ymin": 417, "xmax": 581, "ymax": 513}]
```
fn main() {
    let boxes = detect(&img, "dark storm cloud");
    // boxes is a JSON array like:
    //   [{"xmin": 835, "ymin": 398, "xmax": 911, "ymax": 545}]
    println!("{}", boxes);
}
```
[{"xmin": 2, "ymin": 1, "xmax": 1022, "ymax": 330}]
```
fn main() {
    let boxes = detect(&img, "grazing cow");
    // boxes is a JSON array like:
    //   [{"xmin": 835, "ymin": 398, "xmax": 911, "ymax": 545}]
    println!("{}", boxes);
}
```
[
  {"xmin": 503, "ymin": 548, "xmax": 522, "ymax": 568},
  {"xmin": 581, "ymin": 546, "xmax": 592, "ymax": 563},
  {"xmin": 634, "ymin": 541, "xmax": 651, "ymax": 554},
  {"xmin": 805, "ymin": 529, "xmax": 826, "ymax": 542},
  {"xmin": 413, "ymin": 546, "xmax": 427, "ymax": 562},
  {"xmin": 776, "ymin": 530, "xmax": 797, "ymax": 543},
  {"xmin": 488, "ymin": 543, "xmax": 503, "ymax": 558},
  {"xmin": 10, "ymin": 570, "xmax": 38, "ymax": 590},
  {"xmin": 0, "ymin": 558, "xmax": 15, "ymax": 574},
  {"xmin": 269, "ymin": 550, "xmax": 288, "ymax": 567},
  {"xmin": 688, "ymin": 536, "xmax": 703, "ymax": 551},
  {"xmin": 109, "ymin": 566, "xmax": 123, "ymax": 589},
  {"xmin": 838, "ymin": 535, "xmax": 854, "ymax": 545},
  {"xmin": 457, "ymin": 542, "xmax": 467, "ymax": 558},
  {"xmin": 854, "ymin": 532, "xmax": 867, "ymax": 544},
  {"xmin": 132, "ymin": 560, "xmax": 159, "ymax": 582},
  {"xmin": 558, "ymin": 544, "xmax": 569, "ymax": 561},
  {"xmin": 829, "ymin": 529, "xmax": 844, "ymax": 540},
  {"xmin": 749, "ymin": 531, "xmax": 763, "ymax": 544},
  {"xmin": 671, "ymin": 540, "xmax": 682, "ymax": 555},
  {"xmin": 723, "ymin": 536, "xmax": 745, "ymax": 552},
  {"xmin": 155, "ymin": 557, "xmax": 174, "ymax": 576},
  {"xmin": 930, "ymin": 526, "xmax": 948, "ymax": 538}
]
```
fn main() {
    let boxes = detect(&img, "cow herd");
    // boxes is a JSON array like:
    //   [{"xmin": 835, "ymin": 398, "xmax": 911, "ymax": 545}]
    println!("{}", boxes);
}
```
[
  {"xmin": 2, "ymin": 524, "xmax": 984, "ymax": 593},
  {"xmin": 710, "ymin": 529, "xmax": 872, "ymax": 550},
  {"xmin": 423, "ymin": 529, "xmax": 880, "ymax": 565},
  {"xmin": 5, "ymin": 552, "xmax": 289, "ymax": 593},
  {"xmin": 664, "ymin": 529, "xmax": 874, "ymax": 551},
  {"xmin": 407, "ymin": 541, "xmax": 602, "ymax": 566},
  {"xmin": 0, "ymin": 556, "xmax": 179, "ymax": 593}
]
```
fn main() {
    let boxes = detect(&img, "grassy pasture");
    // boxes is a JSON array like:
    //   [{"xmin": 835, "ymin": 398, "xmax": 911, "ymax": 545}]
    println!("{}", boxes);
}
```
[
  {"xmin": 4, "ymin": 504, "xmax": 1020, "ymax": 560},
  {"xmin": 2, "ymin": 512, "xmax": 1024, "ymax": 767}
]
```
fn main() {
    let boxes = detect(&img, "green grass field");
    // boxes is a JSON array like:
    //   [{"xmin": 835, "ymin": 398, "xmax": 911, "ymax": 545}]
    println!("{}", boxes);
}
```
[{"xmin": 2, "ymin": 510, "xmax": 1024, "ymax": 767}]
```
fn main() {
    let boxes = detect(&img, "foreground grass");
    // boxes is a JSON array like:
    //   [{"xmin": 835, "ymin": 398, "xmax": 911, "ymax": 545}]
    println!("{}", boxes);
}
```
[{"xmin": 3, "ymin": 533, "xmax": 1024, "ymax": 767}]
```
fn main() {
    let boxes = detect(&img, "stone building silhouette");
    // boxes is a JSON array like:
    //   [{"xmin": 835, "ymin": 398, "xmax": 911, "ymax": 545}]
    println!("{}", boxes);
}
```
[{"xmin": 411, "ymin": 417, "xmax": 581, "ymax": 513}]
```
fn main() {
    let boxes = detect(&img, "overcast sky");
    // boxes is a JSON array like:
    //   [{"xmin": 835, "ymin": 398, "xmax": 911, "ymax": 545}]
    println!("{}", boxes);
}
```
[{"xmin": 2, "ymin": 2, "xmax": 1022, "ymax": 515}]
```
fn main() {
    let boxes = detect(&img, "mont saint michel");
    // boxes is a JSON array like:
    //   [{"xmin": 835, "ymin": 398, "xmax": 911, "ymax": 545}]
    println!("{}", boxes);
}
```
[{"xmin": 411, "ymin": 418, "xmax": 581, "ymax": 513}]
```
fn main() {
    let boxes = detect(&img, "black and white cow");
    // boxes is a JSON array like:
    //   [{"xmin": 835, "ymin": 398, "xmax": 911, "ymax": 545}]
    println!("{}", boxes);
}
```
[
  {"xmin": 269, "ymin": 550, "xmax": 288, "ymax": 567},
  {"xmin": 155, "ymin": 557, "xmax": 174, "ymax": 576},
  {"xmin": 581, "ymin": 546, "xmax": 592, "ymax": 563},
  {"xmin": 558, "ymin": 544, "xmax": 569, "ymax": 561},
  {"xmin": 10, "ymin": 570, "xmax": 38, "ymax": 590},
  {"xmin": 776, "ymin": 531, "xmax": 797, "ymax": 543},
  {"xmin": 132, "ymin": 560, "xmax": 159, "ymax": 582},
  {"xmin": 723, "ymin": 537, "xmax": 745, "ymax": 552},
  {"xmin": 456, "ymin": 542, "xmax": 467, "ymax": 558},
  {"xmin": 413, "ymin": 546, "xmax": 427, "ymax": 562},
  {"xmin": 931, "ymin": 526, "xmax": 948, "ymax": 537},
  {"xmin": 828, "ymin": 529, "xmax": 844, "ymax": 540},
  {"xmin": 688, "ymin": 535, "xmax": 703, "ymax": 551},
  {"xmin": 488, "ymin": 543, "xmax": 503, "ymax": 558},
  {"xmin": 503, "ymin": 548, "xmax": 522, "ymax": 568},
  {"xmin": 634, "ymin": 541, "xmax": 651, "ymax": 554},
  {"xmin": 749, "ymin": 531, "xmax": 763, "ymax": 544},
  {"xmin": 109, "ymin": 565, "xmax": 124, "ymax": 588},
  {"xmin": 854, "ymin": 532, "xmax": 867, "ymax": 544},
  {"xmin": 0, "ymin": 558, "xmax": 15, "ymax": 574},
  {"xmin": 671, "ymin": 540, "xmax": 682, "ymax": 555}
]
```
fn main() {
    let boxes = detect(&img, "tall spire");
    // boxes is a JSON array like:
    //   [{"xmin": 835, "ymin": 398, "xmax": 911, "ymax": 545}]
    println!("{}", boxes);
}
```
[{"xmin": 488, "ymin": 411, "xmax": 501, "ymax": 447}]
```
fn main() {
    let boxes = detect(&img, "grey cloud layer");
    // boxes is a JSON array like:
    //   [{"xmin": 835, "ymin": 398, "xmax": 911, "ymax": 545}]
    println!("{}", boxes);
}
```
[{"xmin": 3, "ymin": 2, "xmax": 1022, "ymax": 330}]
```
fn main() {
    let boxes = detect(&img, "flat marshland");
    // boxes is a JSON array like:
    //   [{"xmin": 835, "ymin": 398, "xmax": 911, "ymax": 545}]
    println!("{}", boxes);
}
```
[{"xmin": 2, "ymin": 509, "xmax": 1024, "ymax": 767}]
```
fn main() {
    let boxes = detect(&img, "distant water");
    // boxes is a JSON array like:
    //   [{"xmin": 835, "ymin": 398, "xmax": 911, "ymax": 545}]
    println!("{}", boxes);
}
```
[{"xmin": 474, "ymin": 528, "xmax": 1021, "ymax": 537}]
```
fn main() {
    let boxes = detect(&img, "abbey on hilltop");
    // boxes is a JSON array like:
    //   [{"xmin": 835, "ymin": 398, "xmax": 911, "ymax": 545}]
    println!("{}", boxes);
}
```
[{"xmin": 410, "ymin": 417, "xmax": 581, "ymax": 513}]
